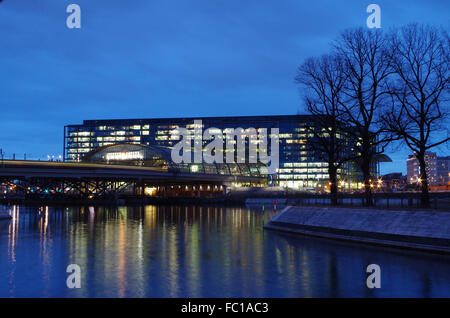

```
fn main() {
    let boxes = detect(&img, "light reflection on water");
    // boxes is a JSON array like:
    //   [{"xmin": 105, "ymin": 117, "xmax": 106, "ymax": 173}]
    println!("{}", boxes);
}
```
[{"xmin": 0, "ymin": 205, "xmax": 450, "ymax": 298}]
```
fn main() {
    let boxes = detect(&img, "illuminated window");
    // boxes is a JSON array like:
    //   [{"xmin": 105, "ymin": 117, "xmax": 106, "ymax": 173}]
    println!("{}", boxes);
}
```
[{"xmin": 190, "ymin": 165, "xmax": 199, "ymax": 173}]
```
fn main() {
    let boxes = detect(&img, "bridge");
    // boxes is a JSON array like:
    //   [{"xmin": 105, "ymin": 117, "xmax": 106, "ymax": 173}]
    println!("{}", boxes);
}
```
[{"xmin": 0, "ymin": 160, "xmax": 266, "ymax": 200}]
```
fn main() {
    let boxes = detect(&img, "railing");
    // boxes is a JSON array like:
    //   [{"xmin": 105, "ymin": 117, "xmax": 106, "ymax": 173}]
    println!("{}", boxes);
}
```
[
  {"xmin": 237, "ymin": 189, "xmax": 450, "ymax": 210},
  {"xmin": 291, "ymin": 195, "xmax": 447, "ymax": 210}
]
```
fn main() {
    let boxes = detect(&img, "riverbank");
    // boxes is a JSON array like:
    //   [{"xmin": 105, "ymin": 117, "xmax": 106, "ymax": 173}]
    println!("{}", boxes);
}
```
[
  {"xmin": 264, "ymin": 206, "xmax": 450, "ymax": 254},
  {"xmin": 3, "ymin": 190, "xmax": 450, "ymax": 209}
]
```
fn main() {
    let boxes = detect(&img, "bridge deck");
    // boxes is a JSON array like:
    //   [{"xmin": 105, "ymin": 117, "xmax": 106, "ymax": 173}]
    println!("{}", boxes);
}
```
[{"xmin": 0, "ymin": 160, "xmax": 264, "ymax": 184}]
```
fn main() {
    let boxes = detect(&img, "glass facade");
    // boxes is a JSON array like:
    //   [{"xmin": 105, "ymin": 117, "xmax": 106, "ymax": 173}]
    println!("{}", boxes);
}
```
[
  {"xmin": 64, "ymin": 115, "xmax": 362, "ymax": 190},
  {"xmin": 81, "ymin": 143, "xmax": 267, "ymax": 178}
]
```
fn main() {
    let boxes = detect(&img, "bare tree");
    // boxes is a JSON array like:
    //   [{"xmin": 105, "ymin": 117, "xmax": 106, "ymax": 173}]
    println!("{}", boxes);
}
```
[
  {"xmin": 296, "ymin": 54, "xmax": 351, "ymax": 205},
  {"xmin": 335, "ymin": 28, "xmax": 397, "ymax": 206},
  {"xmin": 383, "ymin": 24, "xmax": 450, "ymax": 207}
]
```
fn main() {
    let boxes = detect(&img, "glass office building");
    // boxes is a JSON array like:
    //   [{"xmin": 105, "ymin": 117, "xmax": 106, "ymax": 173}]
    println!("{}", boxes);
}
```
[{"xmin": 64, "ymin": 115, "xmax": 366, "ymax": 191}]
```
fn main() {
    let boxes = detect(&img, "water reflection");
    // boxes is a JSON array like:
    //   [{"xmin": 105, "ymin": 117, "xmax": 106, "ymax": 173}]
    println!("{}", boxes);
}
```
[{"xmin": 0, "ymin": 205, "xmax": 450, "ymax": 297}]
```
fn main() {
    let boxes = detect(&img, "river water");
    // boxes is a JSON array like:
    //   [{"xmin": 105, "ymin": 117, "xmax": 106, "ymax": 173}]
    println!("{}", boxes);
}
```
[{"xmin": 0, "ymin": 205, "xmax": 449, "ymax": 298}]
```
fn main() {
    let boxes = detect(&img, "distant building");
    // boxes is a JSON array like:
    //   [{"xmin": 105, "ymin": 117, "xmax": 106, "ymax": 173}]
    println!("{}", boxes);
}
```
[
  {"xmin": 437, "ymin": 156, "xmax": 450, "ymax": 185},
  {"xmin": 64, "ymin": 115, "xmax": 388, "ymax": 190},
  {"xmin": 381, "ymin": 173, "xmax": 407, "ymax": 192},
  {"xmin": 407, "ymin": 152, "xmax": 449, "ymax": 186}
]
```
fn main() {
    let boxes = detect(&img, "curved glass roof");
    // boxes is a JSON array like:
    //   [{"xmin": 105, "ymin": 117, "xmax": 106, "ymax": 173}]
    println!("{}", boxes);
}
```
[{"xmin": 82, "ymin": 143, "xmax": 267, "ymax": 177}]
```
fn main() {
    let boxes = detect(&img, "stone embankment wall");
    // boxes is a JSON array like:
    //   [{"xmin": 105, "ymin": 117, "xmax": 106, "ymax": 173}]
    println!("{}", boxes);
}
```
[{"xmin": 264, "ymin": 206, "xmax": 450, "ymax": 254}]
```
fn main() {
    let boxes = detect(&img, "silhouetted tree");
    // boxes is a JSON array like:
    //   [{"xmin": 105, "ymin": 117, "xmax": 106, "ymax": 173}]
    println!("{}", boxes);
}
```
[
  {"xmin": 383, "ymin": 24, "xmax": 450, "ymax": 208},
  {"xmin": 296, "ymin": 54, "xmax": 351, "ymax": 205},
  {"xmin": 335, "ymin": 28, "xmax": 397, "ymax": 206}
]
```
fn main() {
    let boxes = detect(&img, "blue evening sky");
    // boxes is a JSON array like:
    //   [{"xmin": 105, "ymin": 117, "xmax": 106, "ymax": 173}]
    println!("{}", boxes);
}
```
[{"xmin": 0, "ymin": 0, "xmax": 448, "ymax": 173}]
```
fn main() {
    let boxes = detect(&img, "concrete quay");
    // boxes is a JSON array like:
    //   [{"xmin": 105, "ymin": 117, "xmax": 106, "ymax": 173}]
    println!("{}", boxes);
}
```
[{"xmin": 264, "ymin": 206, "xmax": 450, "ymax": 254}]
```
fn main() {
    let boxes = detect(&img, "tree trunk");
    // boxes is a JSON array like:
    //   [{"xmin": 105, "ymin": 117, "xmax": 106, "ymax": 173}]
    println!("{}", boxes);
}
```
[
  {"xmin": 361, "ymin": 159, "xmax": 373, "ymax": 206},
  {"xmin": 417, "ymin": 155, "xmax": 430, "ymax": 208},
  {"xmin": 328, "ymin": 165, "xmax": 338, "ymax": 205}
]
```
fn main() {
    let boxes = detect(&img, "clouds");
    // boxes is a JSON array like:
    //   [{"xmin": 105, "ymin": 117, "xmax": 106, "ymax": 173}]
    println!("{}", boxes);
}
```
[{"xmin": 0, "ymin": 0, "xmax": 448, "ymax": 166}]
